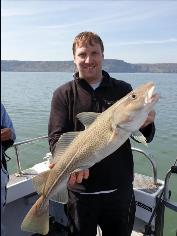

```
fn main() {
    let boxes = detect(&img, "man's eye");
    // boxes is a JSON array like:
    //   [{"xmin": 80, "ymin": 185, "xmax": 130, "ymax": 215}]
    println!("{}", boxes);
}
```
[{"xmin": 78, "ymin": 53, "xmax": 85, "ymax": 58}]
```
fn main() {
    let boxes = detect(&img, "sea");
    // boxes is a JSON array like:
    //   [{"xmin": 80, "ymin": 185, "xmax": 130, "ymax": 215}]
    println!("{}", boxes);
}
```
[{"xmin": 1, "ymin": 72, "xmax": 177, "ymax": 236}]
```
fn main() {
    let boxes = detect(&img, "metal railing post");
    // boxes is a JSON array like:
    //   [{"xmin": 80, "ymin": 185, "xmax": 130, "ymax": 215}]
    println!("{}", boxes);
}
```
[
  {"xmin": 14, "ymin": 145, "xmax": 24, "ymax": 176},
  {"xmin": 12, "ymin": 135, "xmax": 48, "ymax": 176},
  {"xmin": 132, "ymin": 147, "xmax": 158, "ymax": 185}
]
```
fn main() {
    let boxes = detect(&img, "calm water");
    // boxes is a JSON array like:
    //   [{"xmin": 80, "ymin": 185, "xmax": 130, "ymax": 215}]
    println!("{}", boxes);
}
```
[{"xmin": 1, "ymin": 72, "xmax": 177, "ymax": 235}]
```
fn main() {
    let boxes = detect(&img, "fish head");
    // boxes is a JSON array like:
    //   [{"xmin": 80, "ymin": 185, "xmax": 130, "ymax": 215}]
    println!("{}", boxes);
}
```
[{"xmin": 112, "ymin": 82, "xmax": 160, "ymax": 132}]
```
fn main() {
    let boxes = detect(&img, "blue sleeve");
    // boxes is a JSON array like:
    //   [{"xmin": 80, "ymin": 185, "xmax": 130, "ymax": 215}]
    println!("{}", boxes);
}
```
[{"xmin": 1, "ymin": 103, "xmax": 16, "ymax": 141}]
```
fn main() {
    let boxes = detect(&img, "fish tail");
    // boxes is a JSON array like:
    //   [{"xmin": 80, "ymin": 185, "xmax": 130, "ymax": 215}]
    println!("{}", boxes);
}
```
[{"xmin": 21, "ymin": 195, "xmax": 49, "ymax": 235}]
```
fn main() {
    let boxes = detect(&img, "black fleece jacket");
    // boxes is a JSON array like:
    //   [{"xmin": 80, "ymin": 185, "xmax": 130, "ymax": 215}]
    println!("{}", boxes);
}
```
[{"xmin": 48, "ymin": 71, "xmax": 155, "ymax": 193}]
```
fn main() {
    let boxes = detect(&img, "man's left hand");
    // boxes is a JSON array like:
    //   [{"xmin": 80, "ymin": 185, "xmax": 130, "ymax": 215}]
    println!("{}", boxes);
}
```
[{"xmin": 141, "ymin": 110, "xmax": 156, "ymax": 128}]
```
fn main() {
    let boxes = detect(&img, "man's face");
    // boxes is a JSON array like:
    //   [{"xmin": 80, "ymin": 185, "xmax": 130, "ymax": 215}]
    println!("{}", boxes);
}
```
[{"xmin": 73, "ymin": 42, "xmax": 104, "ymax": 82}]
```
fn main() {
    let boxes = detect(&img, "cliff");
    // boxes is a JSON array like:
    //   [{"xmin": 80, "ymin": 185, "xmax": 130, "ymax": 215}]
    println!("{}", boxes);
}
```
[{"xmin": 1, "ymin": 59, "xmax": 177, "ymax": 73}]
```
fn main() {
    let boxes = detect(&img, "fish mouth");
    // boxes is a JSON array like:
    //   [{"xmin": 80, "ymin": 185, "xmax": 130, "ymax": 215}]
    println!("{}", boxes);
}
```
[{"xmin": 145, "ymin": 85, "xmax": 160, "ymax": 104}]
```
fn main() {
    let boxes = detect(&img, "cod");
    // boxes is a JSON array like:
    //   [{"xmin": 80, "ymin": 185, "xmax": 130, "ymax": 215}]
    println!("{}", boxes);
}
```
[{"xmin": 21, "ymin": 81, "xmax": 160, "ymax": 235}]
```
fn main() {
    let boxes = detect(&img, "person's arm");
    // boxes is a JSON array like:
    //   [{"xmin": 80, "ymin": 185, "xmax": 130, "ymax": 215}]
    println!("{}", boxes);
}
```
[
  {"xmin": 48, "ymin": 88, "xmax": 90, "ymax": 184},
  {"xmin": 139, "ymin": 110, "xmax": 156, "ymax": 143},
  {"xmin": 1, "ymin": 104, "xmax": 16, "ymax": 150},
  {"xmin": 48, "ymin": 88, "xmax": 71, "ymax": 155}
]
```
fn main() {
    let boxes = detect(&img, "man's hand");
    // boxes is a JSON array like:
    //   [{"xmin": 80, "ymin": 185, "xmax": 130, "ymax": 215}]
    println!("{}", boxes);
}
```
[
  {"xmin": 1, "ymin": 128, "xmax": 12, "ymax": 141},
  {"xmin": 48, "ymin": 163, "xmax": 55, "ymax": 169},
  {"xmin": 48, "ymin": 163, "xmax": 89, "ymax": 185},
  {"xmin": 68, "ymin": 169, "xmax": 89, "ymax": 185},
  {"xmin": 141, "ymin": 110, "xmax": 156, "ymax": 129}
]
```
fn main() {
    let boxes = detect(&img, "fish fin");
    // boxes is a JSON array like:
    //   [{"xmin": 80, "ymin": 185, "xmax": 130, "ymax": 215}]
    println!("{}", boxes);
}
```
[
  {"xmin": 77, "ymin": 112, "xmax": 100, "ymax": 129},
  {"xmin": 131, "ymin": 131, "xmax": 147, "ymax": 146},
  {"xmin": 21, "ymin": 196, "xmax": 49, "ymax": 235},
  {"xmin": 50, "ymin": 186, "xmax": 68, "ymax": 203},
  {"xmin": 33, "ymin": 170, "xmax": 50, "ymax": 194},
  {"xmin": 53, "ymin": 131, "xmax": 81, "ymax": 163},
  {"xmin": 109, "ymin": 129, "xmax": 119, "ymax": 143}
]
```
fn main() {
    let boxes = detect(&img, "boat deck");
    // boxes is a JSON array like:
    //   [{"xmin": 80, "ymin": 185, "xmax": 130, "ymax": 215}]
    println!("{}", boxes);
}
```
[{"xmin": 6, "ymin": 164, "xmax": 163, "ymax": 236}]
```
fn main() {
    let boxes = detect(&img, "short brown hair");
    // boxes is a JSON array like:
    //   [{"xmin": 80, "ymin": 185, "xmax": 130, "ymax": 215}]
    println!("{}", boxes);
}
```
[{"xmin": 72, "ymin": 31, "xmax": 104, "ymax": 55}]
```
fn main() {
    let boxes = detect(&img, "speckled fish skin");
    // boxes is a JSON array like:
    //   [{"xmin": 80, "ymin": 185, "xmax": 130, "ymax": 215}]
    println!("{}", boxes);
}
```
[{"xmin": 21, "ymin": 81, "xmax": 159, "ymax": 235}]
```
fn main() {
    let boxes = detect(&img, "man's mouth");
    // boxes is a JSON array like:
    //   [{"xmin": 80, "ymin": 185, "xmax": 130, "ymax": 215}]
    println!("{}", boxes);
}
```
[{"xmin": 83, "ymin": 65, "xmax": 96, "ymax": 70}]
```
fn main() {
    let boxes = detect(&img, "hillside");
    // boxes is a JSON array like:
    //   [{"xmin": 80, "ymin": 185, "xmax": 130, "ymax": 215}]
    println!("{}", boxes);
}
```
[{"xmin": 1, "ymin": 59, "xmax": 177, "ymax": 73}]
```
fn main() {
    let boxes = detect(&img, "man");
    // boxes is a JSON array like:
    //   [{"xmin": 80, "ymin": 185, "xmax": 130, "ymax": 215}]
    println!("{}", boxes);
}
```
[
  {"xmin": 48, "ymin": 31, "xmax": 156, "ymax": 236},
  {"xmin": 1, "ymin": 103, "xmax": 16, "ymax": 236}
]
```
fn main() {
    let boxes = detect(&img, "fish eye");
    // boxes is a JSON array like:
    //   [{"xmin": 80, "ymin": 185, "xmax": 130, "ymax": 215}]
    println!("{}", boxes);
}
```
[{"xmin": 130, "ymin": 93, "xmax": 137, "ymax": 100}]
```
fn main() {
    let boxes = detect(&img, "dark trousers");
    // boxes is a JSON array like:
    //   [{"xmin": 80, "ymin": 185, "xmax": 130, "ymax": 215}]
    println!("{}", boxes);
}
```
[{"xmin": 67, "ymin": 187, "xmax": 136, "ymax": 236}]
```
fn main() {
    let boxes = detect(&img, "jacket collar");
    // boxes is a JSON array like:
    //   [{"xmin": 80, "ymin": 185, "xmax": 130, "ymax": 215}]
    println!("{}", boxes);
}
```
[{"xmin": 73, "ymin": 70, "xmax": 112, "ymax": 89}]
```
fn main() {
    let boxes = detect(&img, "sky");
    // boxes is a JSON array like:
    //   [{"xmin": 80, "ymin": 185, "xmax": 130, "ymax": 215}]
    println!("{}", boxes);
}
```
[{"xmin": 1, "ymin": 0, "xmax": 177, "ymax": 63}]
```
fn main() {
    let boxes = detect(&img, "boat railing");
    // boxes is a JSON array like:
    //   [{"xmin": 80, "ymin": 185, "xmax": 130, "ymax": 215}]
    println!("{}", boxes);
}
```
[
  {"xmin": 132, "ymin": 147, "xmax": 157, "ymax": 185},
  {"xmin": 11, "ymin": 136, "xmax": 158, "ymax": 185},
  {"xmin": 12, "ymin": 135, "xmax": 48, "ymax": 176},
  {"xmin": 163, "ymin": 158, "xmax": 177, "ymax": 212}
]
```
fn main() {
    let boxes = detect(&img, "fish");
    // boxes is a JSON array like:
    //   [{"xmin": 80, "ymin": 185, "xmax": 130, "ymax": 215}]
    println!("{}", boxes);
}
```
[{"xmin": 21, "ymin": 81, "xmax": 160, "ymax": 235}]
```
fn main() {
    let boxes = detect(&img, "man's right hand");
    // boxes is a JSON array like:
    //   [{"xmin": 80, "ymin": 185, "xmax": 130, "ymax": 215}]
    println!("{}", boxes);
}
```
[
  {"xmin": 48, "ymin": 163, "xmax": 89, "ymax": 185},
  {"xmin": 69, "ymin": 169, "xmax": 89, "ymax": 185}
]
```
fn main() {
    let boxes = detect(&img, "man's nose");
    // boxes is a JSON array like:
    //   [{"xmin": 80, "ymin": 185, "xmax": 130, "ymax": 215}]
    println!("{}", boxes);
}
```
[{"xmin": 85, "ymin": 55, "xmax": 92, "ymax": 63}]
